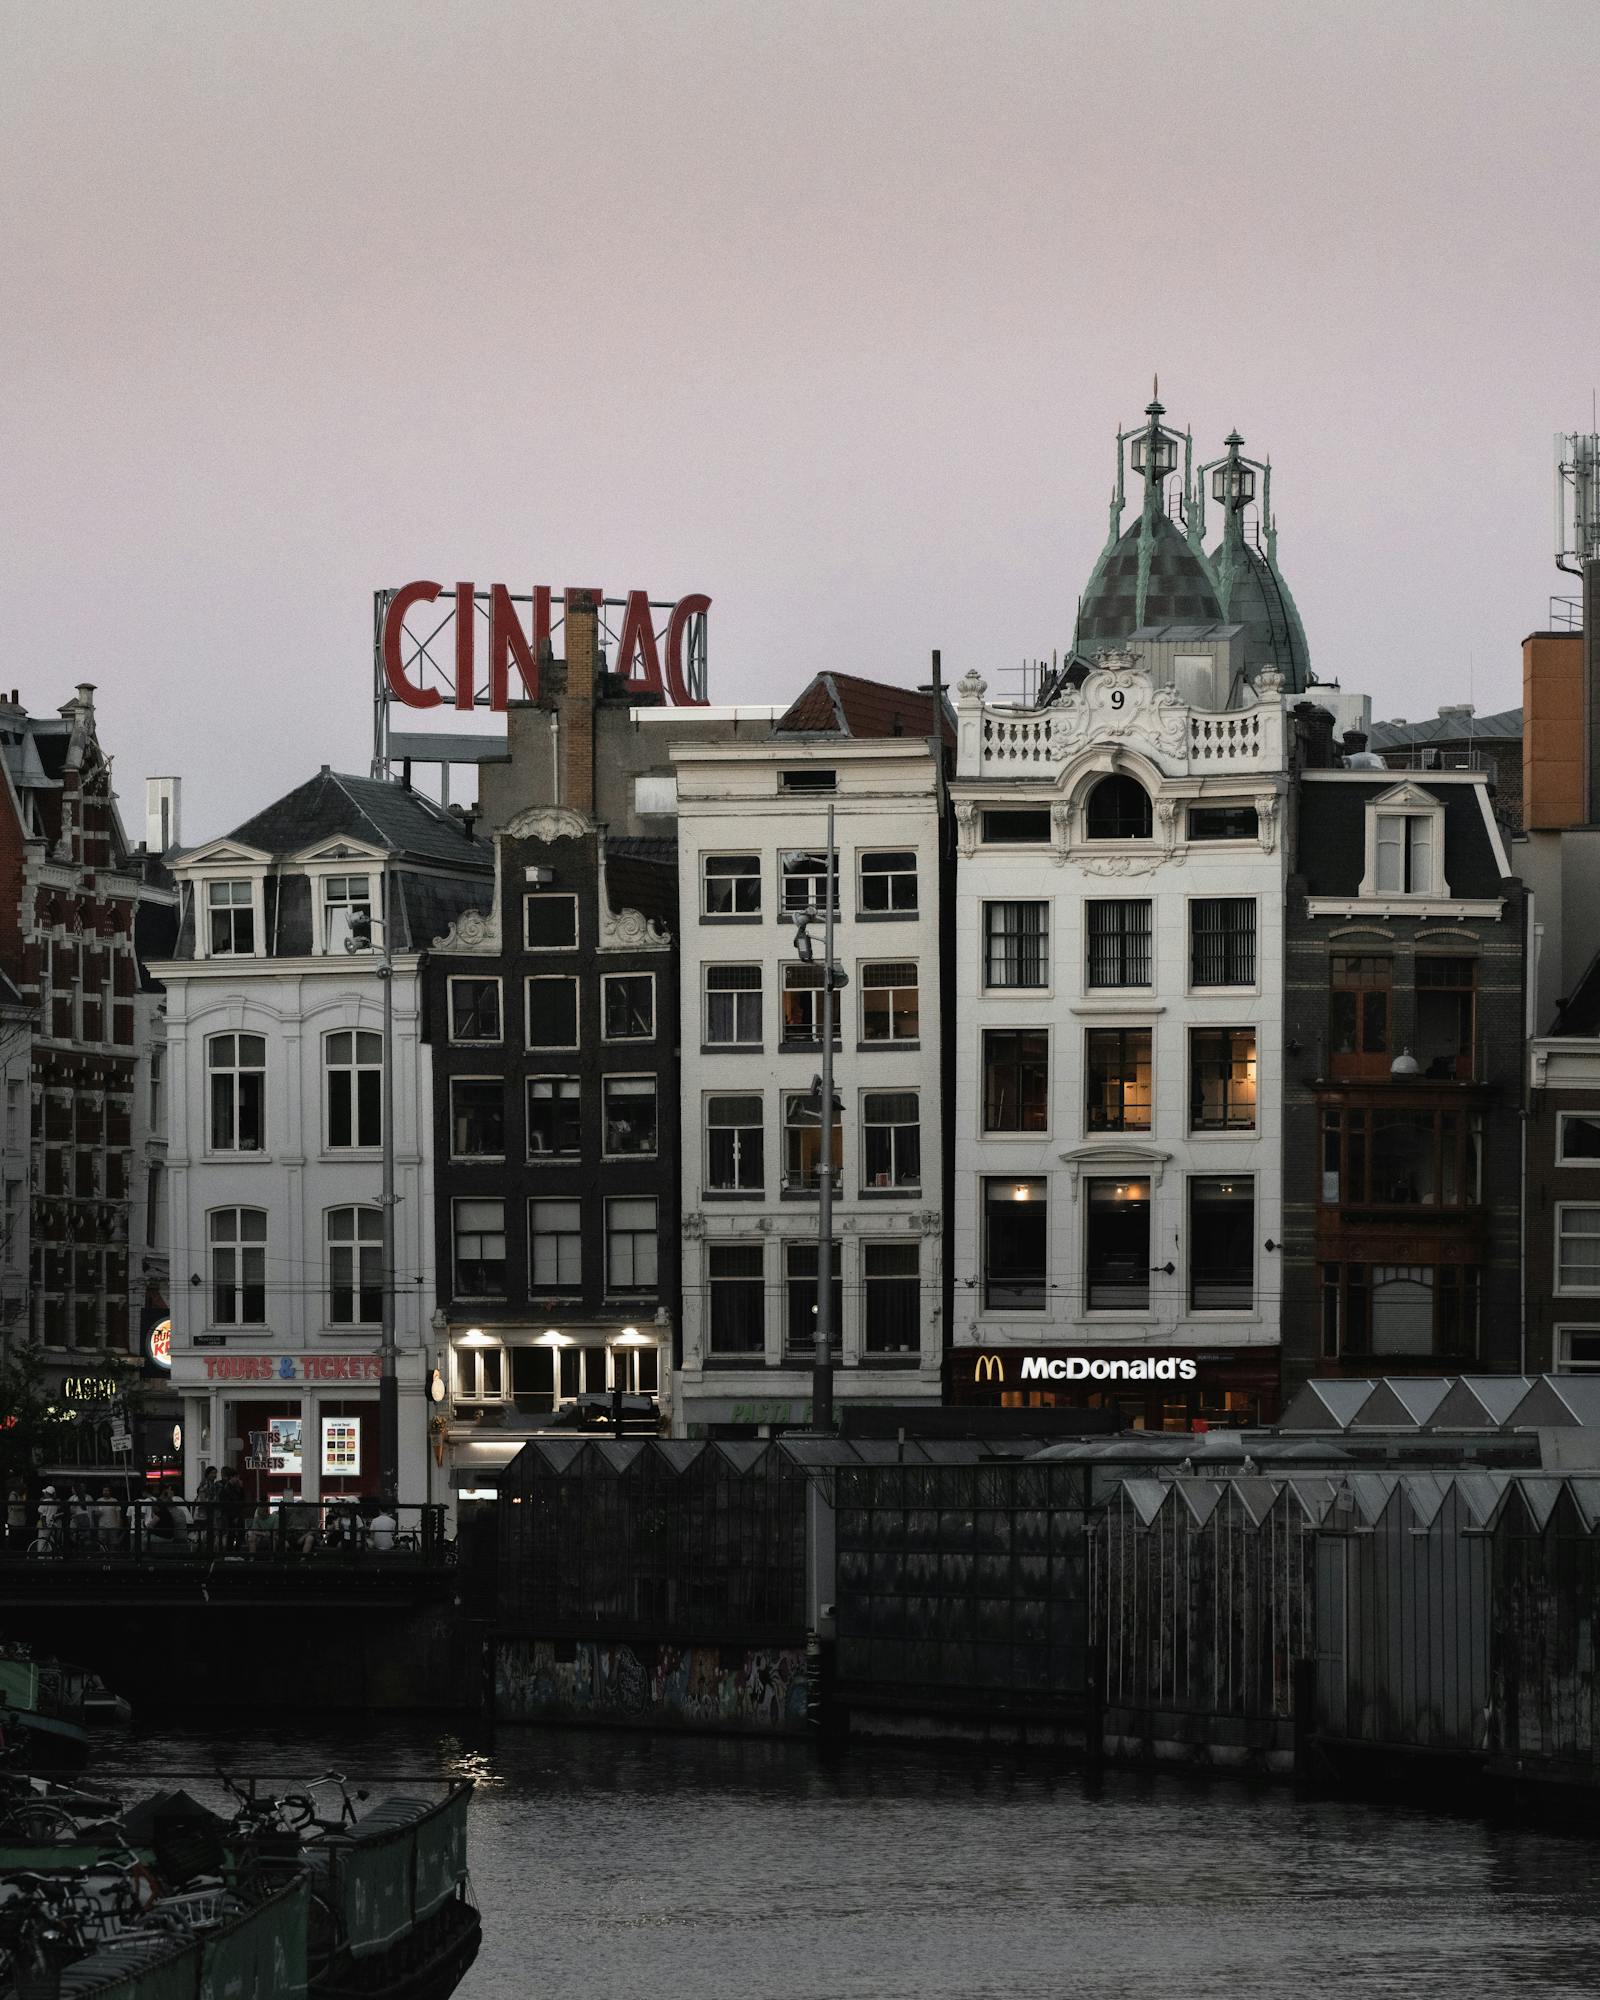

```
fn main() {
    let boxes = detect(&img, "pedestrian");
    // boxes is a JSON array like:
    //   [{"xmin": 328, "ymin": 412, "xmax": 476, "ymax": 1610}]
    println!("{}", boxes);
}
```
[
  {"xmin": 67, "ymin": 1485, "xmax": 93, "ymax": 1553},
  {"xmin": 4, "ymin": 1478, "xmax": 26, "ymax": 1552},
  {"xmin": 95, "ymin": 1486, "xmax": 122, "ymax": 1554},
  {"xmin": 368, "ymin": 1501, "xmax": 397, "ymax": 1554},
  {"xmin": 218, "ymin": 1467, "xmax": 247, "ymax": 1552},
  {"xmin": 36, "ymin": 1485, "xmax": 62, "ymax": 1556},
  {"xmin": 195, "ymin": 1464, "xmax": 219, "ymax": 1542}
]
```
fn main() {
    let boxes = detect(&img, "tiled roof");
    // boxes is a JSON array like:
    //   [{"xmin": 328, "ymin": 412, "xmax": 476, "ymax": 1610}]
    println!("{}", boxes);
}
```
[
  {"xmin": 206, "ymin": 769, "xmax": 493, "ymax": 872},
  {"xmin": 774, "ymin": 673, "xmax": 955, "ymax": 746}
]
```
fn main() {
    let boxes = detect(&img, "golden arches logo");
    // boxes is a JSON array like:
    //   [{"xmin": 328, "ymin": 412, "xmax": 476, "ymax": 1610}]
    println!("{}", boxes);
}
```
[{"xmin": 974, "ymin": 1353, "xmax": 1005, "ymax": 1385}]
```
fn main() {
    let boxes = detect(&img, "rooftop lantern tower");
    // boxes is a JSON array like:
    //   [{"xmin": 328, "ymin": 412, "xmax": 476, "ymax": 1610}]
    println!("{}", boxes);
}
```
[{"xmin": 1195, "ymin": 428, "xmax": 1312, "ymax": 691}]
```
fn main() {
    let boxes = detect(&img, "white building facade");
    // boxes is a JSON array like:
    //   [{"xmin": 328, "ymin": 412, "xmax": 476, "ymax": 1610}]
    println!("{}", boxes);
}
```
[{"xmin": 947, "ymin": 645, "xmax": 1290, "ymax": 1427}]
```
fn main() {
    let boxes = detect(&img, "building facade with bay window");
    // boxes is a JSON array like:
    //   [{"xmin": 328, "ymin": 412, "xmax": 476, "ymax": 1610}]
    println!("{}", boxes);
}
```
[{"xmin": 152, "ymin": 768, "xmax": 492, "ymax": 1503}]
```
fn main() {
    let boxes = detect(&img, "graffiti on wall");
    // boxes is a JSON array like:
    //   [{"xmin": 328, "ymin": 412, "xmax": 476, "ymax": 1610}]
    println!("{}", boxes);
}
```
[{"xmin": 495, "ymin": 1639, "xmax": 809, "ymax": 1732}]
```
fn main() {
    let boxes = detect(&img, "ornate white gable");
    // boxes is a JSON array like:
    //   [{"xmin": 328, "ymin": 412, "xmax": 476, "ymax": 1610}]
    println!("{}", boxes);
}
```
[{"xmin": 1048, "ymin": 660, "xmax": 1189, "ymax": 766}]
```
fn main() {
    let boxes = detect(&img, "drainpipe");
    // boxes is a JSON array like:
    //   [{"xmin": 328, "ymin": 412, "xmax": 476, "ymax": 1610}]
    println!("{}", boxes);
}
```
[{"xmin": 1520, "ymin": 888, "xmax": 1535, "ymax": 1375}]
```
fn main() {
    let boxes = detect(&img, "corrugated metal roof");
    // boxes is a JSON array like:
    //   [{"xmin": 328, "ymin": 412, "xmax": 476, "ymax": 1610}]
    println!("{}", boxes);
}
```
[
  {"xmin": 1351, "ymin": 1379, "xmax": 1452, "ymax": 1429},
  {"xmin": 1428, "ymin": 1377, "xmax": 1536, "ymax": 1428},
  {"xmin": 1507, "ymin": 1376, "xmax": 1600, "ymax": 1428},
  {"xmin": 1278, "ymin": 1379, "xmax": 1379, "ymax": 1432}
]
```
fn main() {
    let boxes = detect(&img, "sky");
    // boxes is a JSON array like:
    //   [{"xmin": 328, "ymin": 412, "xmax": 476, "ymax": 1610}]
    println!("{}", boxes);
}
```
[{"xmin": 5, "ymin": 0, "xmax": 1598, "ymax": 843}]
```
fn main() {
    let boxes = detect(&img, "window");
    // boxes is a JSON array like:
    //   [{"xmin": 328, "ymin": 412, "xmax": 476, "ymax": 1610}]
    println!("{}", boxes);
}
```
[
  {"xmin": 982, "ymin": 809, "xmax": 1052, "ymax": 845},
  {"xmin": 1086, "ymin": 1029, "xmax": 1152, "ymax": 1132},
  {"xmin": 708, "ymin": 1244, "xmax": 765, "ymax": 1354},
  {"xmin": 1415, "ymin": 957, "xmax": 1475, "ymax": 1080},
  {"xmin": 606, "ymin": 1197, "xmax": 657, "ymax": 1292},
  {"xmin": 455, "ymin": 1198, "xmax": 507, "ymax": 1297},
  {"xmin": 707, "ymin": 1094, "xmax": 764, "ymax": 1193},
  {"xmin": 1187, "ymin": 803, "xmax": 1258, "ymax": 841},
  {"xmin": 983, "ymin": 1029, "xmax": 1049, "ymax": 1133},
  {"xmin": 1085, "ymin": 1179, "xmax": 1150, "ymax": 1311},
  {"xmin": 703, "ymin": 855, "xmax": 760, "ymax": 917},
  {"xmin": 1557, "ymin": 1207, "xmax": 1600, "ymax": 1294},
  {"xmin": 524, "ymin": 894, "xmax": 578, "ymax": 949},
  {"xmin": 780, "ymin": 768, "xmax": 835, "ymax": 793},
  {"xmin": 1189, "ymin": 1178, "xmax": 1254, "ymax": 1310},
  {"xmin": 984, "ymin": 901, "xmax": 1049, "ymax": 988},
  {"xmin": 1322, "ymin": 1263, "xmax": 1480, "ymax": 1359},
  {"xmin": 782, "ymin": 964, "xmax": 838, "ymax": 1046},
  {"xmin": 449, "ymin": 977, "xmax": 502, "ymax": 1044},
  {"xmin": 322, "ymin": 874, "xmax": 371, "ymax": 952},
  {"xmin": 1085, "ymin": 776, "xmax": 1152, "ymax": 840},
  {"xmin": 455, "ymin": 1344, "xmax": 506, "ymax": 1402},
  {"xmin": 1558, "ymin": 1114, "xmax": 1600, "ymax": 1164},
  {"xmin": 530, "ymin": 1198, "xmax": 581, "ymax": 1292},
  {"xmin": 863, "ymin": 1242, "xmax": 920, "ymax": 1354},
  {"xmin": 526, "ymin": 976, "xmax": 579, "ymax": 1049},
  {"xmin": 603, "ymin": 1076, "xmax": 658, "ymax": 1157},
  {"xmin": 1374, "ymin": 812, "xmax": 1438, "ymax": 895},
  {"xmin": 862, "ymin": 1091, "xmax": 920, "ymax": 1190},
  {"xmin": 451, "ymin": 1078, "xmax": 505, "ymax": 1159},
  {"xmin": 326, "ymin": 1030, "xmax": 382, "ymax": 1148},
  {"xmin": 1320, "ymin": 1108, "xmax": 1482, "ymax": 1208},
  {"xmin": 705, "ymin": 965, "xmax": 762, "ymax": 1046},
  {"xmin": 861, "ymin": 962, "xmax": 919, "ymax": 1042},
  {"xmin": 1190, "ymin": 899, "xmax": 1256, "ymax": 986},
  {"xmin": 509, "ymin": 1346, "xmax": 554, "ymax": 1410},
  {"xmin": 327, "ymin": 1206, "xmax": 382, "ymax": 1324},
  {"xmin": 1557, "ymin": 1328, "xmax": 1600, "ymax": 1373},
  {"xmin": 207, "ymin": 879, "xmax": 255, "ymax": 956},
  {"xmin": 527, "ymin": 1076, "xmax": 580, "ymax": 1157},
  {"xmin": 784, "ymin": 1091, "xmax": 842, "ymax": 1192},
  {"xmin": 983, "ymin": 1178, "xmax": 1045, "ymax": 1312},
  {"xmin": 860, "ymin": 850, "xmax": 917, "ymax": 913},
  {"xmin": 208, "ymin": 1033, "xmax": 265, "ymax": 1152},
  {"xmin": 148, "ymin": 1047, "xmax": 165, "ymax": 1132},
  {"xmin": 780, "ymin": 850, "xmax": 839, "ymax": 914},
  {"xmin": 601, "ymin": 973, "xmax": 655, "ymax": 1041},
  {"xmin": 785, "ymin": 1241, "xmax": 842, "ymax": 1357},
  {"xmin": 1329, "ymin": 955, "xmax": 1392, "ymax": 1079},
  {"xmin": 210, "ymin": 1207, "xmax": 266, "ymax": 1325},
  {"xmin": 1086, "ymin": 901, "xmax": 1151, "ymax": 988},
  {"xmin": 1190, "ymin": 1028, "xmax": 1257, "ymax": 1131}
]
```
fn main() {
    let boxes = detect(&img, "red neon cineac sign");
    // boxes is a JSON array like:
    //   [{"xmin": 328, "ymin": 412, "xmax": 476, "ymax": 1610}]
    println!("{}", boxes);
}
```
[{"xmin": 381, "ymin": 582, "xmax": 710, "ymax": 711}]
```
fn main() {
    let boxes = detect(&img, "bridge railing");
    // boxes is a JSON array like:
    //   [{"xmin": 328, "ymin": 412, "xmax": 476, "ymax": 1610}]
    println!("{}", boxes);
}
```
[{"xmin": 6, "ymin": 1499, "xmax": 449, "ymax": 1566}]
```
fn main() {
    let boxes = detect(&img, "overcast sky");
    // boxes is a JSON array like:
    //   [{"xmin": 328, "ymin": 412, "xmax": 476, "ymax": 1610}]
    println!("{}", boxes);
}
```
[{"xmin": 6, "ymin": 0, "xmax": 1597, "ymax": 842}]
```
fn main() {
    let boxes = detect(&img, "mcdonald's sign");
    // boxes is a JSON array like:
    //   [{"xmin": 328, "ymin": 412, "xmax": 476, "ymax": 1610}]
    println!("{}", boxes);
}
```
[{"xmin": 973, "ymin": 1353, "xmax": 1006, "ymax": 1386}]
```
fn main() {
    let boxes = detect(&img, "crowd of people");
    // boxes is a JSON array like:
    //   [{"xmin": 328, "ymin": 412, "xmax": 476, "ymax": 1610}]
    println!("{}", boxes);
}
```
[{"xmin": 1, "ymin": 1470, "xmax": 400, "ymax": 1558}]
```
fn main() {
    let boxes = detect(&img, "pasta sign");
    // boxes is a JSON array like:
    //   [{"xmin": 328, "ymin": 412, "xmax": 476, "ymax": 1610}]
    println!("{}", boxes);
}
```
[{"xmin": 381, "ymin": 582, "xmax": 710, "ymax": 711}]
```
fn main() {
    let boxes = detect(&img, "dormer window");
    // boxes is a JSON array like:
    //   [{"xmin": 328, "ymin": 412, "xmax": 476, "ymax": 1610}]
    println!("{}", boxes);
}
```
[
  {"xmin": 1360, "ymin": 785, "xmax": 1448, "ymax": 900},
  {"xmin": 207, "ymin": 880, "xmax": 255, "ymax": 956},
  {"xmin": 322, "ymin": 874, "xmax": 372, "ymax": 952}
]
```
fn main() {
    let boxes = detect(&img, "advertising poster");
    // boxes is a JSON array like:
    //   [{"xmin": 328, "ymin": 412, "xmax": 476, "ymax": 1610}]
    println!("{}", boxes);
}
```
[
  {"xmin": 322, "ymin": 1417, "xmax": 361, "ymax": 1478},
  {"xmin": 267, "ymin": 1417, "xmax": 303, "ymax": 1477}
]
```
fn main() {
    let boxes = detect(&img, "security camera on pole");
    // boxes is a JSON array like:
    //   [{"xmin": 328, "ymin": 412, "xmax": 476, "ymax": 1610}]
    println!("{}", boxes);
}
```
[
  {"xmin": 345, "ymin": 878, "xmax": 399, "ymax": 1501},
  {"xmin": 787, "ymin": 805, "xmax": 844, "ymax": 1433}
]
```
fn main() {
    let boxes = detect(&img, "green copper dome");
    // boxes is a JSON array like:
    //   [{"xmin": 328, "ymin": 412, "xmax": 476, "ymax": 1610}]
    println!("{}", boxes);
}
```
[{"xmin": 1075, "ymin": 511, "xmax": 1223, "ymax": 650}]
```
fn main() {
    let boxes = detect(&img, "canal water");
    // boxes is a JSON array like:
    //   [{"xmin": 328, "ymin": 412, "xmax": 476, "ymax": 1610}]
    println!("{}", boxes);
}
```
[{"xmin": 84, "ymin": 1720, "xmax": 1600, "ymax": 1999}]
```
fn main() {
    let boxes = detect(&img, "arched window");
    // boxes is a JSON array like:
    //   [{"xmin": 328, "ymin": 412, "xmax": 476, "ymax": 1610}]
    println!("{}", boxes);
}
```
[{"xmin": 1085, "ymin": 775, "xmax": 1153, "ymax": 841}]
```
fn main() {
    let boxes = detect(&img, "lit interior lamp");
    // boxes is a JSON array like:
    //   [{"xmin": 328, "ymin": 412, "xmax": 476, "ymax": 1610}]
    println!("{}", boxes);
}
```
[
  {"xmin": 615, "ymin": 1326, "xmax": 647, "ymax": 1346},
  {"xmin": 536, "ymin": 1328, "xmax": 572, "ymax": 1346},
  {"xmin": 1012, "ymin": 1184, "xmax": 1032, "ymax": 1201}
]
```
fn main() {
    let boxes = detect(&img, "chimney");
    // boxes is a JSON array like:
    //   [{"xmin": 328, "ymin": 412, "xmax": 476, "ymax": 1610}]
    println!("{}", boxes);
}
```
[
  {"xmin": 562, "ymin": 593, "xmax": 598, "ymax": 814},
  {"xmin": 146, "ymin": 776, "xmax": 181, "ymax": 854}
]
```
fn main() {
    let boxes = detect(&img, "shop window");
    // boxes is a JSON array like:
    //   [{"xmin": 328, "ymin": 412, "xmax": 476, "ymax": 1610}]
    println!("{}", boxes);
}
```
[
  {"xmin": 327, "ymin": 1206, "xmax": 382, "ymax": 1324},
  {"xmin": 454, "ymin": 1198, "xmax": 507, "ymax": 1298},
  {"xmin": 1086, "ymin": 1028, "xmax": 1151, "ymax": 1132},
  {"xmin": 456, "ymin": 1344, "xmax": 506, "ymax": 1402},
  {"xmin": 206, "ymin": 879, "xmax": 255, "ymax": 956},
  {"xmin": 1086, "ymin": 901, "xmax": 1151, "ymax": 988},
  {"xmin": 703, "ymin": 854, "xmax": 760, "ymax": 917},
  {"xmin": 859, "ymin": 850, "xmax": 918, "ymax": 914},
  {"xmin": 1329, "ymin": 955, "xmax": 1392, "ymax": 1079},
  {"xmin": 526, "ymin": 975, "xmax": 579, "ymax": 1049},
  {"xmin": 1559, "ymin": 1114, "xmax": 1600, "ymax": 1163},
  {"xmin": 705, "ymin": 965, "xmax": 761, "ymax": 1047},
  {"xmin": 325, "ymin": 1030, "xmax": 382, "ymax": 1148},
  {"xmin": 706, "ymin": 1094, "xmax": 764, "ymax": 1193},
  {"xmin": 984, "ymin": 901, "xmax": 1049, "ymax": 988},
  {"xmin": 981, "ymin": 809, "xmax": 1051, "ymax": 844},
  {"xmin": 1085, "ymin": 776, "xmax": 1152, "ymax": 841},
  {"xmin": 782, "ymin": 964, "xmax": 838, "ymax": 1046},
  {"xmin": 1556, "ymin": 1328, "xmax": 1600, "ymax": 1374},
  {"xmin": 605, "ymin": 1197, "xmax": 657, "ymax": 1292},
  {"xmin": 602, "ymin": 1076, "xmax": 658, "ymax": 1157},
  {"xmin": 983, "ymin": 1029, "xmax": 1048, "ymax": 1133},
  {"xmin": 1415, "ymin": 957, "xmax": 1475, "ymax": 1080},
  {"xmin": 785, "ymin": 1241, "xmax": 843, "ymax": 1358},
  {"xmin": 862, "ymin": 1091, "xmax": 920, "ymax": 1191},
  {"xmin": 863, "ymin": 1242, "xmax": 920, "ymax": 1354},
  {"xmin": 1085, "ymin": 1179, "xmax": 1150, "ymax": 1311},
  {"xmin": 861, "ymin": 961, "xmax": 919, "ymax": 1042},
  {"xmin": 708, "ymin": 1244, "xmax": 765, "ymax": 1354},
  {"xmin": 322, "ymin": 874, "xmax": 372, "ymax": 953},
  {"xmin": 1190, "ymin": 1028, "xmax": 1256, "ymax": 1131},
  {"xmin": 448, "ymin": 977, "xmax": 502, "ymax": 1044},
  {"xmin": 780, "ymin": 850, "xmax": 839, "ymax": 915},
  {"xmin": 529, "ymin": 1199, "xmax": 581, "ymax": 1293},
  {"xmin": 208, "ymin": 1033, "xmax": 265, "ymax": 1153},
  {"xmin": 983, "ymin": 1177, "xmax": 1045, "ymax": 1312},
  {"xmin": 1557, "ymin": 1206, "xmax": 1600, "ymax": 1293},
  {"xmin": 1190, "ymin": 899, "xmax": 1256, "ymax": 987},
  {"xmin": 451, "ymin": 1078, "xmax": 506, "ymax": 1160},
  {"xmin": 527, "ymin": 1076, "xmax": 581, "ymax": 1157},
  {"xmin": 1189, "ymin": 1177, "xmax": 1254, "ymax": 1310},
  {"xmin": 524, "ymin": 894, "xmax": 578, "ymax": 950},
  {"xmin": 1187, "ymin": 803, "xmax": 1258, "ymax": 841},
  {"xmin": 210, "ymin": 1207, "xmax": 266, "ymax": 1325},
  {"xmin": 601, "ymin": 973, "xmax": 655, "ymax": 1041},
  {"xmin": 783, "ymin": 1091, "xmax": 843, "ymax": 1193},
  {"xmin": 510, "ymin": 1345, "xmax": 554, "ymax": 1412}
]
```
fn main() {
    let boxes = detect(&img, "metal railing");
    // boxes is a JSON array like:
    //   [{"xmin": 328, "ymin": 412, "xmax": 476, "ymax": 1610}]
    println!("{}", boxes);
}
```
[{"xmin": 3, "ymin": 1499, "xmax": 448, "ymax": 1565}]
